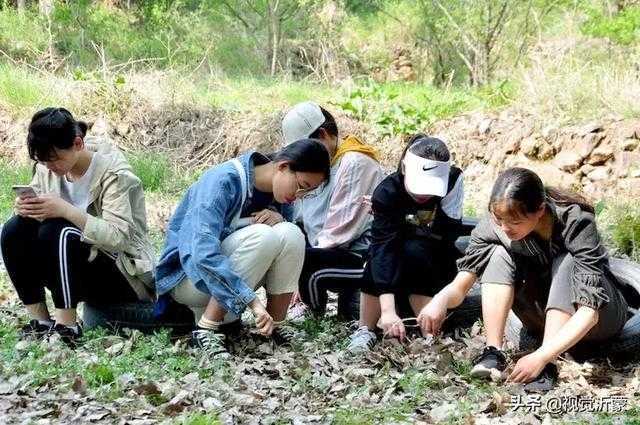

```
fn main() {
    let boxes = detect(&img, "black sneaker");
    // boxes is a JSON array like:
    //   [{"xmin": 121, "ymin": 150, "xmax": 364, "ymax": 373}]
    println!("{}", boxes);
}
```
[
  {"xmin": 524, "ymin": 363, "xmax": 558, "ymax": 393},
  {"xmin": 189, "ymin": 328, "xmax": 229, "ymax": 358},
  {"xmin": 271, "ymin": 325, "xmax": 295, "ymax": 346},
  {"xmin": 470, "ymin": 346, "xmax": 508, "ymax": 379},
  {"xmin": 20, "ymin": 320, "xmax": 53, "ymax": 340},
  {"xmin": 218, "ymin": 319, "xmax": 244, "ymax": 339},
  {"xmin": 50, "ymin": 323, "xmax": 83, "ymax": 348}
]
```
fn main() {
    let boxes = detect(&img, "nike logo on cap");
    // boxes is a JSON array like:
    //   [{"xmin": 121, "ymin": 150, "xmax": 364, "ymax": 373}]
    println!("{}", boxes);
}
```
[{"xmin": 422, "ymin": 165, "xmax": 438, "ymax": 171}]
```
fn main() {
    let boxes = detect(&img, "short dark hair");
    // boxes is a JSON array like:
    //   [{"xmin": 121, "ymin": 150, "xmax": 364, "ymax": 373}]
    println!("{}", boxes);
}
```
[
  {"xmin": 274, "ymin": 138, "xmax": 331, "ymax": 182},
  {"xmin": 27, "ymin": 107, "xmax": 88, "ymax": 162},
  {"xmin": 309, "ymin": 106, "xmax": 338, "ymax": 139}
]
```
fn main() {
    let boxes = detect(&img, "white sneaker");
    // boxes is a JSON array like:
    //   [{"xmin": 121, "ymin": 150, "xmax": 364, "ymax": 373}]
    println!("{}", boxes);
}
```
[
  {"xmin": 347, "ymin": 326, "xmax": 377, "ymax": 353},
  {"xmin": 288, "ymin": 302, "xmax": 308, "ymax": 322}
]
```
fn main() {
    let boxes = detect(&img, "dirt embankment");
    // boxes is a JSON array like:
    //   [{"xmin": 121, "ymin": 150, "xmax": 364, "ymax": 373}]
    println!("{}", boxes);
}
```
[{"xmin": 2, "ymin": 103, "xmax": 639, "ymax": 212}]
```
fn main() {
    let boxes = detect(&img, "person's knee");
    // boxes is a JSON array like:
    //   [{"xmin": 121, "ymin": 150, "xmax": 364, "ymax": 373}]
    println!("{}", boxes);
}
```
[
  {"xmin": 1, "ymin": 215, "xmax": 24, "ymax": 248},
  {"xmin": 248, "ymin": 223, "xmax": 281, "ymax": 255},
  {"xmin": 274, "ymin": 222, "xmax": 305, "ymax": 251},
  {"xmin": 37, "ymin": 218, "xmax": 78, "ymax": 245}
]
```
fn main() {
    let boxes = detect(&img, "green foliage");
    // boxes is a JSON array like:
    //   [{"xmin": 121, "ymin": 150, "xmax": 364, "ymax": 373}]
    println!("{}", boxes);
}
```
[
  {"xmin": 174, "ymin": 413, "xmax": 221, "ymax": 425},
  {"xmin": 581, "ymin": 5, "xmax": 640, "ymax": 45},
  {"xmin": 599, "ymin": 202, "xmax": 640, "ymax": 261},
  {"xmin": 337, "ymin": 79, "xmax": 512, "ymax": 137},
  {"xmin": 0, "ymin": 159, "xmax": 33, "ymax": 221}
]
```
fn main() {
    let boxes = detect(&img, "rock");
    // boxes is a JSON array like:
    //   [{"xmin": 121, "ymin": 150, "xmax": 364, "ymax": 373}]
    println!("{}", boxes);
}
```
[
  {"xmin": 580, "ymin": 164, "xmax": 595, "ymax": 175},
  {"xmin": 430, "ymin": 403, "xmax": 456, "ymax": 422},
  {"xmin": 521, "ymin": 136, "xmax": 541, "ymax": 158},
  {"xmin": 579, "ymin": 121, "xmax": 603, "ymax": 135},
  {"xmin": 621, "ymin": 138, "xmax": 639, "ymax": 151},
  {"xmin": 587, "ymin": 145, "xmax": 614, "ymax": 165},
  {"xmin": 554, "ymin": 151, "xmax": 583, "ymax": 172},
  {"xmin": 612, "ymin": 151, "xmax": 640, "ymax": 178},
  {"xmin": 202, "ymin": 397, "xmax": 222, "ymax": 410},
  {"xmin": 587, "ymin": 167, "xmax": 610, "ymax": 182},
  {"xmin": 538, "ymin": 143, "xmax": 556, "ymax": 160},
  {"xmin": 477, "ymin": 118, "xmax": 492, "ymax": 135},
  {"xmin": 577, "ymin": 132, "xmax": 604, "ymax": 158},
  {"xmin": 116, "ymin": 123, "xmax": 130, "ymax": 136}
]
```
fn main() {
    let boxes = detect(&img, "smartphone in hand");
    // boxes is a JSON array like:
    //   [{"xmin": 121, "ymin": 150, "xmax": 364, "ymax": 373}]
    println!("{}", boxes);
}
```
[{"xmin": 12, "ymin": 185, "xmax": 38, "ymax": 199}]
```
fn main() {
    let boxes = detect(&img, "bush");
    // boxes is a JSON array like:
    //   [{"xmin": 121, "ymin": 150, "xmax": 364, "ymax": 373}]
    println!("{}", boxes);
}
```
[
  {"xmin": 581, "ymin": 5, "xmax": 640, "ymax": 45},
  {"xmin": 598, "ymin": 202, "xmax": 640, "ymax": 261}
]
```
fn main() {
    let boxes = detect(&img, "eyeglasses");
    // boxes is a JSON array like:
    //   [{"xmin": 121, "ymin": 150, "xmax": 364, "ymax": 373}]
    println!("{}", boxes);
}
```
[{"xmin": 292, "ymin": 172, "xmax": 323, "ymax": 199}]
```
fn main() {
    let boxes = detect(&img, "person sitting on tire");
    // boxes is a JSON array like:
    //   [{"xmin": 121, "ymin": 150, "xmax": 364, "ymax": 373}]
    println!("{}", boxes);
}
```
[
  {"xmin": 346, "ymin": 134, "xmax": 465, "ymax": 353},
  {"xmin": 154, "ymin": 139, "xmax": 330, "ymax": 356},
  {"xmin": 282, "ymin": 102, "xmax": 384, "ymax": 321},
  {"xmin": 419, "ymin": 167, "xmax": 628, "ymax": 393},
  {"xmin": 1, "ymin": 108, "xmax": 156, "ymax": 347}
]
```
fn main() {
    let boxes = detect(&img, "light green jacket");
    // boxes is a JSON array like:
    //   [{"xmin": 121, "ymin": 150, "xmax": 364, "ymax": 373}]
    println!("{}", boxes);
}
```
[{"xmin": 30, "ymin": 136, "xmax": 155, "ymax": 301}]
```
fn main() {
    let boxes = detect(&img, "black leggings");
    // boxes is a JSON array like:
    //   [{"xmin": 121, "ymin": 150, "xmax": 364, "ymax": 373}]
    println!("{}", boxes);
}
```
[
  {"xmin": 298, "ymin": 247, "xmax": 364, "ymax": 319},
  {"xmin": 0, "ymin": 216, "xmax": 137, "ymax": 310}
]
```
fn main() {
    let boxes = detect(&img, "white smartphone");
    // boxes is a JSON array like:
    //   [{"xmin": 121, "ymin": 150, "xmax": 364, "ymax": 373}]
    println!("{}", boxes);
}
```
[{"xmin": 12, "ymin": 185, "xmax": 38, "ymax": 199}]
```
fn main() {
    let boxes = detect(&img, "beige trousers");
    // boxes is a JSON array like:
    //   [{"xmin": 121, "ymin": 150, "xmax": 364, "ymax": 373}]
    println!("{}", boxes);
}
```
[{"xmin": 171, "ymin": 222, "xmax": 305, "ymax": 323}]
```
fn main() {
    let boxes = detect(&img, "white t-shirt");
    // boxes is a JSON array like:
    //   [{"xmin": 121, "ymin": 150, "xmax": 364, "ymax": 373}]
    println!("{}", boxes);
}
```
[{"xmin": 60, "ymin": 155, "xmax": 97, "ymax": 211}]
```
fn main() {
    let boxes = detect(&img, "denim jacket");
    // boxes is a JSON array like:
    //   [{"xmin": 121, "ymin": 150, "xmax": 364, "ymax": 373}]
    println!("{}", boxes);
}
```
[{"xmin": 155, "ymin": 151, "xmax": 292, "ymax": 315}]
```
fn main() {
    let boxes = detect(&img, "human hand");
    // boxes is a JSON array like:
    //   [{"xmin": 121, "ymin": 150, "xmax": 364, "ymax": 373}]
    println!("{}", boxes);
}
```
[
  {"xmin": 508, "ymin": 350, "xmax": 550, "ymax": 383},
  {"xmin": 16, "ymin": 194, "xmax": 71, "ymax": 221},
  {"xmin": 417, "ymin": 296, "xmax": 448, "ymax": 336},
  {"xmin": 362, "ymin": 195, "xmax": 372, "ymax": 215},
  {"xmin": 252, "ymin": 209, "xmax": 284, "ymax": 226},
  {"xmin": 249, "ymin": 300, "xmax": 274, "ymax": 336},
  {"xmin": 378, "ymin": 310, "xmax": 405, "ymax": 340}
]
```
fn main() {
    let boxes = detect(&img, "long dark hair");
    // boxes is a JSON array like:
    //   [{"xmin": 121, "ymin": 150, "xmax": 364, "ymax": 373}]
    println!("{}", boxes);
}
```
[
  {"xmin": 489, "ymin": 167, "xmax": 595, "ymax": 218},
  {"xmin": 274, "ymin": 138, "xmax": 331, "ymax": 181},
  {"xmin": 398, "ymin": 133, "xmax": 450, "ymax": 172},
  {"xmin": 27, "ymin": 107, "xmax": 88, "ymax": 162}
]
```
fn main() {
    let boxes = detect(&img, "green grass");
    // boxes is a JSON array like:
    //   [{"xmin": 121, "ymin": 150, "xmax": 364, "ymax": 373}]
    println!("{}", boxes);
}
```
[
  {"xmin": 127, "ymin": 151, "xmax": 200, "ymax": 195},
  {"xmin": 0, "ymin": 159, "xmax": 33, "ymax": 221},
  {"xmin": 0, "ymin": 64, "xmax": 60, "ymax": 114},
  {"xmin": 173, "ymin": 413, "xmax": 221, "ymax": 425},
  {"xmin": 0, "ymin": 321, "xmax": 203, "ymax": 395}
]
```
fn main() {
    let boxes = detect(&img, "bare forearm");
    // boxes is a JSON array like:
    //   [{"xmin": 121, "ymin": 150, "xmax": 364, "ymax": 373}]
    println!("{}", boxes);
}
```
[
  {"xmin": 434, "ymin": 271, "xmax": 477, "ymax": 309},
  {"xmin": 380, "ymin": 293, "xmax": 396, "ymax": 313},
  {"xmin": 538, "ymin": 306, "xmax": 599, "ymax": 361}
]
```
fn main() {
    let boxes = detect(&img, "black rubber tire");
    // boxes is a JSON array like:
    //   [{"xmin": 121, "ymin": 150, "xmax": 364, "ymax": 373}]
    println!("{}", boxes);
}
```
[
  {"xmin": 81, "ymin": 301, "xmax": 195, "ymax": 336},
  {"xmin": 505, "ymin": 258, "xmax": 640, "ymax": 359}
]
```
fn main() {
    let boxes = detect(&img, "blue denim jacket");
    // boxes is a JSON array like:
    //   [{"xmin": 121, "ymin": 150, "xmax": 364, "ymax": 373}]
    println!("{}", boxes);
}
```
[{"xmin": 155, "ymin": 151, "xmax": 292, "ymax": 316}]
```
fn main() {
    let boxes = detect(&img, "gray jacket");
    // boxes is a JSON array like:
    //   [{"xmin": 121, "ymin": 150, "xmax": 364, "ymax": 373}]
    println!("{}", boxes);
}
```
[{"xmin": 457, "ymin": 201, "xmax": 612, "ymax": 310}]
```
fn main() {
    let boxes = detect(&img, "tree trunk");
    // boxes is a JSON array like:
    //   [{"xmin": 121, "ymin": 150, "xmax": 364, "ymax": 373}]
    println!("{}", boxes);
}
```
[
  {"xmin": 39, "ymin": 0, "xmax": 54, "ymax": 17},
  {"xmin": 17, "ymin": 0, "xmax": 26, "ymax": 13}
]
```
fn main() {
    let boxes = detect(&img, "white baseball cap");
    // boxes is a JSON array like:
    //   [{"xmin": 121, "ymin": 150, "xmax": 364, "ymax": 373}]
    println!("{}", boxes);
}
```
[
  {"xmin": 403, "ymin": 149, "xmax": 451, "ymax": 197},
  {"xmin": 282, "ymin": 101, "xmax": 326, "ymax": 146}
]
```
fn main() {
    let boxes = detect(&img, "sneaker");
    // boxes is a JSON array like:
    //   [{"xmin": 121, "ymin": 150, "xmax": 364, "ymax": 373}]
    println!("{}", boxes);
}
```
[
  {"xmin": 50, "ymin": 323, "xmax": 83, "ymax": 348},
  {"xmin": 189, "ymin": 328, "xmax": 228, "ymax": 357},
  {"xmin": 218, "ymin": 319, "xmax": 244, "ymax": 338},
  {"xmin": 523, "ymin": 363, "xmax": 558, "ymax": 393},
  {"xmin": 20, "ymin": 319, "xmax": 53, "ymax": 340},
  {"xmin": 470, "ymin": 346, "xmax": 507, "ymax": 379},
  {"xmin": 288, "ymin": 303, "xmax": 309, "ymax": 322},
  {"xmin": 346, "ymin": 326, "xmax": 377, "ymax": 354},
  {"xmin": 271, "ymin": 325, "xmax": 296, "ymax": 346}
]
